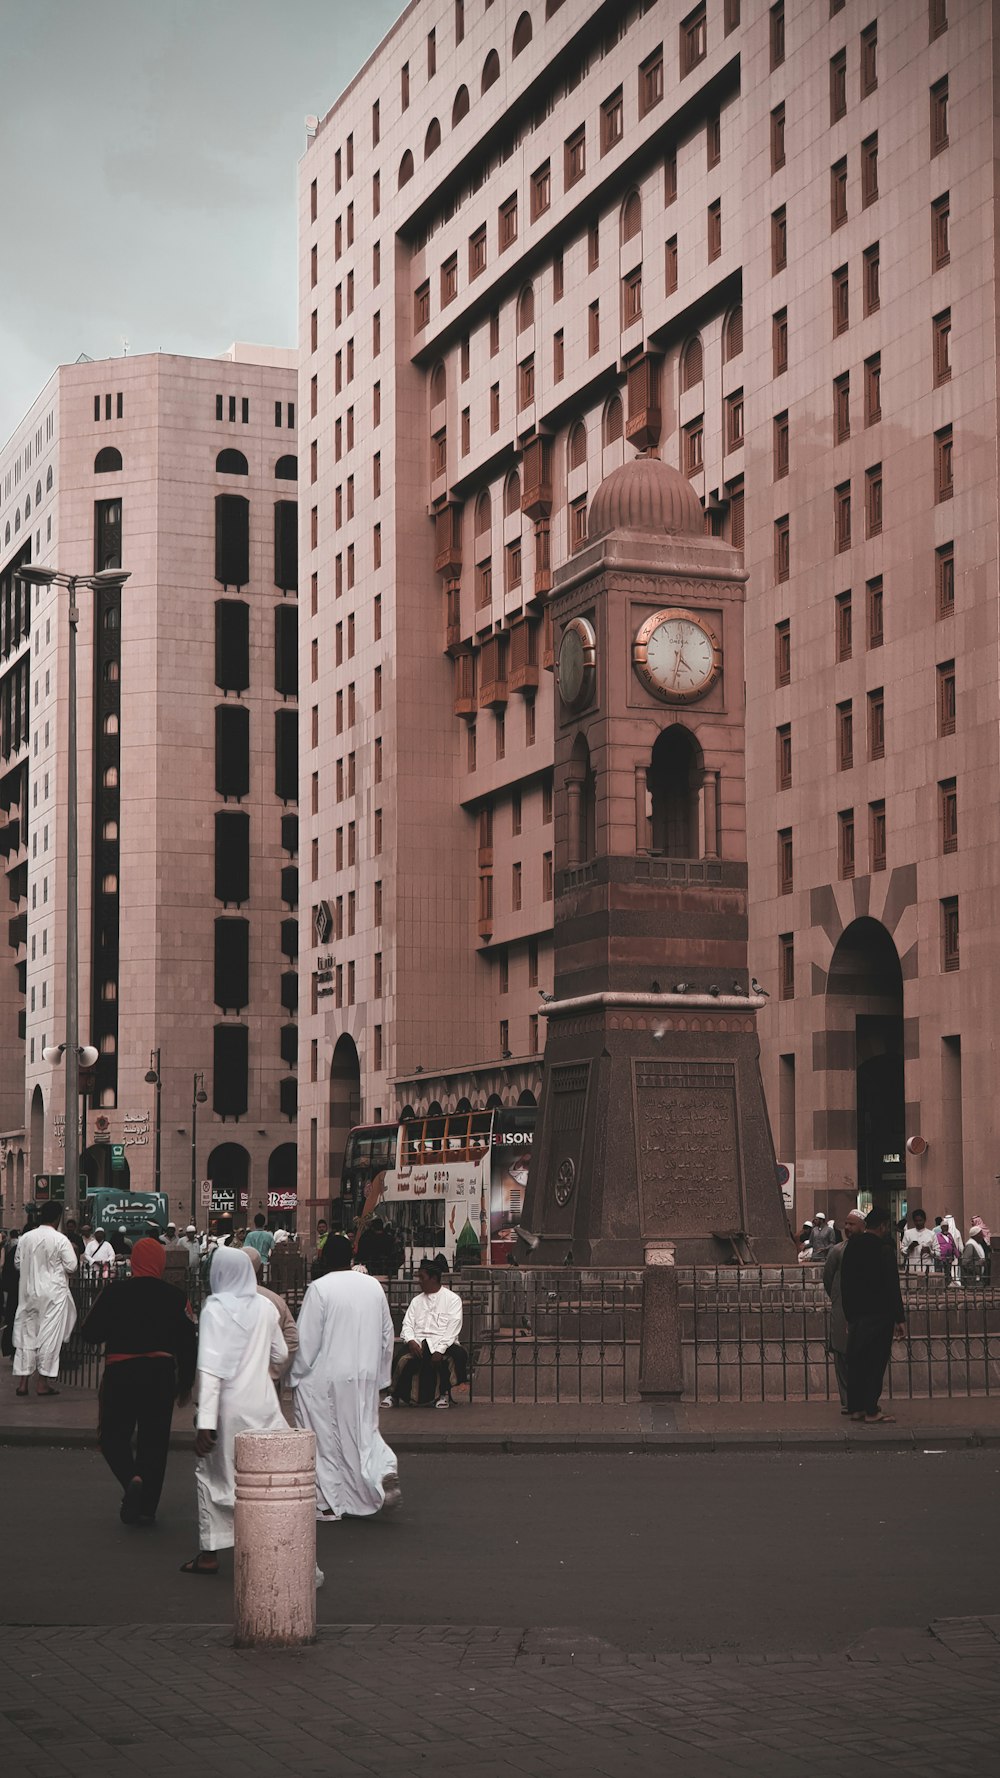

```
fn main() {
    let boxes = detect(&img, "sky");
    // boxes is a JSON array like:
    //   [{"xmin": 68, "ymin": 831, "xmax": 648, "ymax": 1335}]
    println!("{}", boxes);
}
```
[{"xmin": 0, "ymin": 0, "xmax": 404, "ymax": 442}]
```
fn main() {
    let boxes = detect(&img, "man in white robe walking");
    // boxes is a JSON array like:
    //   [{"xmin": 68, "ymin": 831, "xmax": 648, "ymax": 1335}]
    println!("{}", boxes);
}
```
[
  {"xmin": 291, "ymin": 1234, "xmax": 400, "ymax": 1521},
  {"xmin": 13, "ymin": 1200, "xmax": 77, "ymax": 1397}
]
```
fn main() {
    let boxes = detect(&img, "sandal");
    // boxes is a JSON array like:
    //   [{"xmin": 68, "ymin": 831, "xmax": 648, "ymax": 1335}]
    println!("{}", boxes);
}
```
[
  {"xmin": 863, "ymin": 1412, "xmax": 896, "ymax": 1424},
  {"xmin": 180, "ymin": 1555, "xmax": 219, "ymax": 1575},
  {"xmin": 15, "ymin": 1383, "xmax": 29, "ymax": 1397},
  {"xmin": 36, "ymin": 1385, "xmax": 59, "ymax": 1397}
]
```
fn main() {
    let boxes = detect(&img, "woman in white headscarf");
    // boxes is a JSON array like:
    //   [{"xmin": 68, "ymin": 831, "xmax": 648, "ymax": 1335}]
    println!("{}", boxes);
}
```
[{"xmin": 181, "ymin": 1247, "xmax": 288, "ymax": 1575}]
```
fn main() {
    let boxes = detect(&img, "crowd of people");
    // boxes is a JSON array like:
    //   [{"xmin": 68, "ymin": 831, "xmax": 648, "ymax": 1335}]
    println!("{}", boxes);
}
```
[
  {"xmin": 795, "ymin": 1208, "xmax": 992, "ymax": 1285},
  {"xmin": 2, "ymin": 1205, "xmax": 469, "ymax": 1584}
]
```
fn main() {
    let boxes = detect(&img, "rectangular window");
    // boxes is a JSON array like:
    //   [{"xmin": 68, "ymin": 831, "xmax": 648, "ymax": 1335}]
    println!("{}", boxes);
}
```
[
  {"xmin": 570, "ymin": 495, "xmax": 588, "ymax": 549},
  {"xmin": 685, "ymin": 418, "xmax": 705, "ymax": 475},
  {"xmin": 831, "ymin": 160, "xmax": 848, "ymax": 231},
  {"xmin": 496, "ymin": 712, "xmax": 506, "ymax": 761},
  {"xmin": 863, "ymin": 243, "xmax": 880, "ymax": 315},
  {"xmin": 553, "ymin": 330, "xmax": 565, "ymax": 382},
  {"xmin": 864, "ymin": 353, "xmax": 881, "ymax": 425},
  {"xmin": 511, "ymin": 862, "xmax": 522, "ymax": 910},
  {"xmin": 830, "ymin": 48, "xmax": 847, "ymax": 122},
  {"xmin": 838, "ymin": 809, "xmax": 856, "ymax": 879},
  {"xmin": 531, "ymin": 160, "xmax": 551, "ymax": 219},
  {"xmin": 564, "ymin": 125, "xmax": 586, "ymax": 188},
  {"xmin": 542, "ymin": 852, "xmax": 554, "ymax": 901},
  {"xmin": 775, "ymin": 618, "xmax": 791, "ymax": 686},
  {"xmin": 836, "ymin": 590, "xmax": 852, "ymax": 661},
  {"xmin": 773, "ymin": 308, "xmax": 788, "ymax": 376},
  {"xmin": 553, "ymin": 251, "xmax": 564, "ymax": 299},
  {"xmin": 401, "ymin": 61, "xmax": 409, "ymax": 110},
  {"xmin": 441, "ymin": 253, "xmax": 458, "ymax": 306},
  {"xmin": 427, "ymin": 25, "xmax": 436, "ymax": 76},
  {"xmin": 601, "ymin": 87, "xmax": 623, "ymax": 154},
  {"xmin": 469, "ymin": 225, "xmax": 487, "ymax": 279},
  {"xmin": 833, "ymin": 265, "xmax": 849, "ymax": 336},
  {"xmin": 861, "ymin": 23, "xmax": 878, "ymax": 97},
  {"xmin": 932, "ymin": 193, "xmax": 950, "ymax": 269},
  {"xmin": 930, "ymin": 77, "xmax": 949, "ymax": 155},
  {"xmin": 490, "ymin": 310, "xmax": 500, "ymax": 355},
  {"xmin": 772, "ymin": 205, "xmax": 787, "ymax": 273},
  {"xmin": 665, "ymin": 236, "xmax": 678, "ymax": 295},
  {"xmin": 942, "ymin": 896, "xmax": 959, "ymax": 971},
  {"xmin": 725, "ymin": 389, "xmax": 744, "ymax": 453},
  {"xmin": 940, "ymin": 778, "xmax": 957, "ymax": 853},
  {"xmin": 771, "ymin": 102, "xmax": 786, "ymax": 172},
  {"xmin": 834, "ymin": 372, "xmax": 851, "ymax": 444},
  {"xmin": 870, "ymin": 800, "xmax": 886, "ymax": 873},
  {"xmin": 664, "ymin": 149, "xmax": 677, "ymax": 206},
  {"xmin": 707, "ymin": 113, "xmax": 721, "ymax": 169},
  {"xmin": 588, "ymin": 301, "xmax": 600, "ymax": 354},
  {"xmin": 505, "ymin": 539, "xmax": 522, "ymax": 589},
  {"xmin": 639, "ymin": 45, "xmax": 664, "ymax": 117},
  {"xmin": 490, "ymin": 383, "xmax": 500, "ymax": 432},
  {"xmin": 774, "ymin": 515, "xmax": 789, "ymax": 582},
  {"xmin": 935, "ymin": 425, "xmax": 953, "ymax": 502},
  {"xmin": 835, "ymin": 482, "xmax": 852, "ymax": 552},
  {"xmin": 861, "ymin": 133, "xmax": 878, "ymax": 206},
  {"xmin": 933, "ymin": 309, "xmax": 951, "ymax": 385},
  {"xmin": 777, "ymin": 723, "xmax": 792, "ymax": 789},
  {"xmin": 498, "ymin": 194, "xmax": 518, "ymax": 251},
  {"xmin": 681, "ymin": 4, "xmax": 707, "ymax": 76},
  {"xmin": 779, "ymin": 933, "xmax": 795, "ymax": 1000},
  {"xmin": 707, "ymin": 200, "xmax": 722, "ymax": 263},
  {"xmin": 865, "ymin": 463, "xmax": 882, "ymax": 538},
  {"xmin": 769, "ymin": 2, "xmax": 785, "ymax": 70},
  {"xmin": 778, "ymin": 828, "xmax": 793, "ymax": 894},
  {"xmin": 414, "ymin": 281, "xmax": 430, "ymax": 330},
  {"xmin": 774, "ymin": 409, "xmax": 789, "ymax": 478},
  {"xmin": 588, "ymin": 219, "xmax": 600, "ymax": 270},
  {"xmin": 373, "ymin": 172, "xmax": 380, "ymax": 219},
  {"xmin": 622, "ymin": 267, "xmax": 643, "ymax": 327},
  {"xmin": 837, "ymin": 700, "xmax": 854, "ymax": 770},
  {"xmin": 372, "ymin": 98, "xmax": 380, "ymax": 144},
  {"xmin": 930, "ymin": 0, "xmax": 948, "ymax": 40},
  {"xmin": 936, "ymin": 542, "xmax": 955, "ymax": 617},
  {"xmin": 477, "ymin": 561, "xmax": 493, "ymax": 608},
  {"xmin": 937, "ymin": 660, "xmax": 956, "ymax": 735},
  {"xmin": 868, "ymin": 687, "xmax": 885, "ymax": 759}
]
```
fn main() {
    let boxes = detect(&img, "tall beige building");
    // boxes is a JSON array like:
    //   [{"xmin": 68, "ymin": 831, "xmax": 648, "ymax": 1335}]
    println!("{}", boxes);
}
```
[
  {"xmin": 0, "ymin": 348, "xmax": 299, "ymax": 1227},
  {"xmin": 301, "ymin": 0, "xmax": 999, "ymax": 1237}
]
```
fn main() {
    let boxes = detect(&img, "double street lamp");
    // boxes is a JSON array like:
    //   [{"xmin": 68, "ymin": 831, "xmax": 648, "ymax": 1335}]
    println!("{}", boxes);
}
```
[
  {"xmin": 144, "ymin": 1048, "xmax": 162, "ymax": 1196},
  {"xmin": 20, "ymin": 564, "xmax": 130, "ymax": 1220},
  {"xmin": 190, "ymin": 1070, "xmax": 208, "ymax": 1227}
]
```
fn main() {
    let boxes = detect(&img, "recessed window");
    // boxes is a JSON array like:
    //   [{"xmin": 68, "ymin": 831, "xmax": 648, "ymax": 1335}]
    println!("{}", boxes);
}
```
[
  {"xmin": 441, "ymin": 254, "xmax": 458, "ymax": 306},
  {"xmin": 834, "ymin": 372, "xmax": 851, "ymax": 444},
  {"xmin": 870, "ymin": 801, "xmax": 886, "ymax": 873},
  {"xmin": 774, "ymin": 515, "xmax": 790, "ymax": 583},
  {"xmin": 833, "ymin": 265, "xmax": 849, "ymax": 335},
  {"xmin": 867, "ymin": 576, "xmax": 884, "ymax": 648},
  {"xmin": 564, "ymin": 126, "xmax": 586, "ymax": 189},
  {"xmin": 665, "ymin": 236, "xmax": 678, "ymax": 295},
  {"xmin": 860, "ymin": 23, "xmax": 878, "ymax": 97},
  {"xmin": 773, "ymin": 308, "xmax": 788, "ymax": 376},
  {"xmin": 939, "ymin": 778, "xmax": 957, "ymax": 853},
  {"xmin": 831, "ymin": 160, "xmax": 847, "ymax": 230},
  {"xmin": 838, "ymin": 809, "xmax": 855, "ymax": 879},
  {"xmin": 837, "ymin": 700, "xmax": 854, "ymax": 770},
  {"xmin": 932, "ymin": 193, "xmax": 950, "ymax": 269},
  {"xmin": 684, "ymin": 417, "xmax": 705, "ymax": 476},
  {"xmin": 778, "ymin": 828, "xmax": 793, "ymax": 894},
  {"xmin": 933, "ymin": 309, "xmax": 951, "ymax": 385},
  {"xmin": 601, "ymin": 88, "xmax": 623, "ymax": 154},
  {"xmin": 779, "ymin": 933, "xmax": 794, "ymax": 999},
  {"xmin": 772, "ymin": 205, "xmax": 787, "ymax": 272},
  {"xmin": 835, "ymin": 482, "xmax": 852, "ymax": 553},
  {"xmin": 864, "ymin": 354, "xmax": 881, "ymax": 425},
  {"xmin": 622, "ymin": 266, "xmax": 643, "ymax": 327},
  {"xmin": 770, "ymin": 103, "xmax": 785, "ymax": 172},
  {"xmin": 942, "ymin": 896, "xmax": 959, "ymax": 972},
  {"xmin": 725, "ymin": 389, "xmax": 744, "ymax": 453},
  {"xmin": 775, "ymin": 619, "xmax": 791, "ymax": 687},
  {"xmin": 867, "ymin": 687, "xmax": 885, "ymax": 760},
  {"xmin": 936, "ymin": 542, "xmax": 955, "ymax": 618},
  {"xmin": 706, "ymin": 113, "xmax": 721, "ymax": 169},
  {"xmin": 681, "ymin": 4, "xmax": 707, "ymax": 76},
  {"xmin": 863, "ymin": 243, "xmax": 880, "ymax": 315},
  {"xmin": 773, "ymin": 409, "xmax": 789, "ymax": 478},
  {"xmin": 937, "ymin": 659, "xmax": 956, "ymax": 736},
  {"xmin": 830, "ymin": 49, "xmax": 847, "ymax": 122},
  {"xmin": 707, "ymin": 200, "xmax": 722, "ymax": 262},
  {"xmin": 865, "ymin": 463, "xmax": 882, "ymax": 538},
  {"xmin": 639, "ymin": 45, "xmax": 664, "ymax": 117},
  {"xmin": 930, "ymin": 0, "xmax": 948, "ymax": 42},
  {"xmin": 531, "ymin": 161, "xmax": 551, "ymax": 219},
  {"xmin": 861, "ymin": 133, "xmax": 878, "ymax": 206},
  {"xmin": 498, "ymin": 194, "xmax": 518, "ymax": 251},
  {"xmin": 930, "ymin": 77, "xmax": 949, "ymax": 155},
  {"xmin": 836, "ymin": 591, "xmax": 852, "ymax": 662},
  {"xmin": 469, "ymin": 225, "xmax": 487, "ymax": 279},
  {"xmin": 770, "ymin": 1, "xmax": 785, "ymax": 69},
  {"xmin": 935, "ymin": 425, "xmax": 953, "ymax": 502}
]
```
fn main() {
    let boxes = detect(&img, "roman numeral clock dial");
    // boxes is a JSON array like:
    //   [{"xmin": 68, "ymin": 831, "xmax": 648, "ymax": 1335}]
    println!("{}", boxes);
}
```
[{"xmin": 632, "ymin": 608, "xmax": 721, "ymax": 704}]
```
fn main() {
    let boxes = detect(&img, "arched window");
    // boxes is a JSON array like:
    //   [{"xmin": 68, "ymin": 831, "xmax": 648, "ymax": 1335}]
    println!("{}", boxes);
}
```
[
  {"xmin": 14, "ymin": 510, "xmax": 20, "ymax": 532},
  {"xmin": 104, "ymin": 660, "xmax": 120, "ymax": 682},
  {"xmin": 35, "ymin": 481, "xmax": 42, "ymax": 504},
  {"xmin": 724, "ymin": 306, "xmax": 744, "ymax": 362},
  {"xmin": 46, "ymin": 466, "xmax": 53, "ymax": 492},
  {"xmin": 23, "ymin": 494, "xmax": 30, "ymax": 518},
  {"xmin": 398, "ymin": 148, "xmax": 414, "ymax": 188},
  {"xmin": 482, "ymin": 48, "xmax": 500, "ymax": 93},
  {"xmin": 103, "ymin": 713, "xmax": 119, "ymax": 736},
  {"xmin": 103, "ymin": 766, "xmax": 119, "ymax": 789},
  {"xmin": 475, "ymin": 488, "xmax": 492, "ymax": 535},
  {"xmin": 512, "ymin": 11, "xmax": 533, "ymax": 56},
  {"xmin": 621, "ymin": 190, "xmax": 642, "ymax": 244},
  {"xmin": 568, "ymin": 420, "xmax": 587, "ymax": 470},
  {"xmin": 95, "ymin": 446, "xmax": 123, "ymax": 473},
  {"xmin": 680, "ymin": 336, "xmax": 704, "ymax": 392},
  {"xmin": 4, "ymin": 523, "xmax": 10, "ymax": 545},
  {"xmin": 430, "ymin": 361, "xmax": 447, "ymax": 406},
  {"xmin": 216, "ymin": 448, "xmax": 248, "ymax": 475},
  {"xmin": 568, "ymin": 734, "xmax": 597, "ymax": 865},
  {"xmin": 504, "ymin": 468, "xmax": 521, "ymax": 515},
  {"xmin": 647, "ymin": 726, "xmax": 704, "ymax": 858},
  {"xmin": 452, "ymin": 84, "xmax": 470, "ymax": 126},
  {"xmin": 424, "ymin": 117, "xmax": 441, "ymax": 158},
  {"xmin": 274, "ymin": 454, "xmax": 297, "ymax": 480},
  {"xmin": 516, "ymin": 283, "xmax": 534, "ymax": 332},
  {"xmin": 603, "ymin": 395, "xmax": 623, "ymax": 445}
]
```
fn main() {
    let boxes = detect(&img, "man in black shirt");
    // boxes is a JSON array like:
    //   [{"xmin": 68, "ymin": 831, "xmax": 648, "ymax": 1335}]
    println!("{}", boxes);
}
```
[
  {"xmin": 839, "ymin": 1204, "xmax": 906, "ymax": 1424},
  {"xmin": 82, "ymin": 1237, "xmax": 197, "ymax": 1524}
]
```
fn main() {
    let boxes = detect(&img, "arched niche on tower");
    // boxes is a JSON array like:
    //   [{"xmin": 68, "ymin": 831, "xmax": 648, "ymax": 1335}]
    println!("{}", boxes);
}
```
[{"xmin": 644, "ymin": 725, "xmax": 705, "ymax": 859}]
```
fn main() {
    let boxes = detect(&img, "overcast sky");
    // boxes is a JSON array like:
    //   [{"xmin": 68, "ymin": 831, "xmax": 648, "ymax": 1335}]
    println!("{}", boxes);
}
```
[{"xmin": 0, "ymin": 0, "xmax": 403, "ymax": 442}]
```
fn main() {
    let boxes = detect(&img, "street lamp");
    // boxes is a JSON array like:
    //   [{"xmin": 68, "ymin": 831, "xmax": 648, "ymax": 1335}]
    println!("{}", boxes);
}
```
[
  {"xmin": 21, "ymin": 563, "xmax": 130, "ymax": 1221},
  {"xmin": 40, "ymin": 1042, "xmax": 99, "ymax": 1207},
  {"xmin": 191, "ymin": 1070, "xmax": 208, "ymax": 1226},
  {"xmin": 143, "ymin": 1048, "xmax": 162, "ymax": 1197}
]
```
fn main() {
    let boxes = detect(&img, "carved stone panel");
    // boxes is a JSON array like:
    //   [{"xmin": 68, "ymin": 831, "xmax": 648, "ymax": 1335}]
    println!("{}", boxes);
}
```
[
  {"xmin": 633, "ymin": 1059, "xmax": 743, "ymax": 1236},
  {"xmin": 543, "ymin": 1061, "xmax": 590, "ymax": 1218}
]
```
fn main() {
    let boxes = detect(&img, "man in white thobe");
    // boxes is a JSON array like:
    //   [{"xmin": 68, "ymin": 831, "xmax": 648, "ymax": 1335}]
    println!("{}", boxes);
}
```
[
  {"xmin": 181, "ymin": 1246, "xmax": 288, "ymax": 1575},
  {"xmin": 390, "ymin": 1256, "xmax": 468, "ymax": 1408},
  {"xmin": 291, "ymin": 1234, "xmax": 400, "ymax": 1520},
  {"xmin": 85, "ymin": 1228, "xmax": 117, "ymax": 1268},
  {"xmin": 13, "ymin": 1200, "xmax": 78, "ymax": 1396}
]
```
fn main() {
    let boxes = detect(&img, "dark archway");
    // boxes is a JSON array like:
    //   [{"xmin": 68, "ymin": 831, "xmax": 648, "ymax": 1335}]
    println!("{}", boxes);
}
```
[
  {"xmin": 647, "ymin": 726, "xmax": 703, "ymax": 857},
  {"xmin": 567, "ymin": 733, "xmax": 596, "ymax": 865},
  {"xmin": 29, "ymin": 1085, "xmax": 45, "ymax": 1193},
  {"xmin": 517, "ymin": 1089, "xmax": 537, "ymax": 1107},
  {"xmin": 267, "ymin": 1141, "xmax": 297, "ymax": 1227},
  {"xmin": 826, "ymin": 919, "xmax": 905, "ymax": 1220},
  {"xmin": 330, "ymin": 1034, "xmax": 361, "ymax": 1195}
]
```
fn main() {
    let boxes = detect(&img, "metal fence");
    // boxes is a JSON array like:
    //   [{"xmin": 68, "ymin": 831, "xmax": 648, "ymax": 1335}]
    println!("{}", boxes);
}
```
[
  {"xmin": 59, "ymin": 1262, "xmax": 643, "ymax": 1404},
  {"xmin": 680, "ymin": 1267, "xmax": 1000, "ymax": 1403}
]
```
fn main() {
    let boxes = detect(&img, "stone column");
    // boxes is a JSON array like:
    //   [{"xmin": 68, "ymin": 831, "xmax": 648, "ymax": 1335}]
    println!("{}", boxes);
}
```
[
  {"xmin": 702, "ymin": 770, "xmax": 720, "ymax": 859},
  {"xmin": 234, "ymin": 1428, "xmax": 317, "ymax": 1648}
]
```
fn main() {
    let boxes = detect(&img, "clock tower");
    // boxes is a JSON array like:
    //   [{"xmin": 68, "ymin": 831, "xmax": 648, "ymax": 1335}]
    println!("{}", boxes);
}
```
[{"xmin": 522, "ymin": 456, "xmax": 791, "ymax": 1265}]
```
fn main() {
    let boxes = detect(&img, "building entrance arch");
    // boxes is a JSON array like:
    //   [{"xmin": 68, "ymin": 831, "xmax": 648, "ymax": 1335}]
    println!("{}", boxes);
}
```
[
  {"xmin": 330, "ymin": 1034, "xmax": 361, "ymax": 1204},
  {"xmin": 826, "ymin": 918, "xmax": 905, "ymax": 1222},
  {"xmin": 29, "ymin": 1085, "xmax": 45, "ymax": 1193}
]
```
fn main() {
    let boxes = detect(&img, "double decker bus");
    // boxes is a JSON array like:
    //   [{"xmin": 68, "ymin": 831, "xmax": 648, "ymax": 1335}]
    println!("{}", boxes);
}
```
[{"xmin": 339, "ymin": 1104, "xmax": 535, "ymax": 1269}]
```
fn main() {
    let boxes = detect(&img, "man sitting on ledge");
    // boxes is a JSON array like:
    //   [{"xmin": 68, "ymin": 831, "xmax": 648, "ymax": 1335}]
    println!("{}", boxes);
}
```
[{"xmin": 389, "ymin": 1256, "xmax": 468, "ymax": 1409}]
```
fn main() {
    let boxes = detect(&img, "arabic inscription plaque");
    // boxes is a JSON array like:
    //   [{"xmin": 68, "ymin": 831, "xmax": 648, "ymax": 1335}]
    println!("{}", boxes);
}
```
[{"xmin": 634, "ymin": 1060, "xmax": 742, "ymax": 1236}]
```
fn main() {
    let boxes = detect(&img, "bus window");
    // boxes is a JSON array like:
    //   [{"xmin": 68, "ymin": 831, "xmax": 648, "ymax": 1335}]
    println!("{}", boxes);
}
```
[{"xmin": 470, "ymin": 1111, "xmax": 492, "ymax": 1152}]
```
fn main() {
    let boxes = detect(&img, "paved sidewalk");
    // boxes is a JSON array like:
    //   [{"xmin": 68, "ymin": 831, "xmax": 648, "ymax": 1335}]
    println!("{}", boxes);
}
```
[
  {"xmin": 1, "ymin": 1618, "xmax": 998, "ymax": 1777},
  {"xmin": 3, "ymin": 1379, "xmax": 1000, "ymax": 1451}
]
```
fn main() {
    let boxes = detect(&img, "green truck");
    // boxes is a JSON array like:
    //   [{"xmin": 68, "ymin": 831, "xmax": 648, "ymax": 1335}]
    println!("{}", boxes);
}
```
[{"xmin": 82, "ymin": 1189, "xmax": 170, "ymax": 1240}]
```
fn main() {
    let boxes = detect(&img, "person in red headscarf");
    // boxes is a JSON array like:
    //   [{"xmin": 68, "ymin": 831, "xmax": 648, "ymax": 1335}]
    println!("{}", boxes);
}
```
[{"xmin": 81, "ymin": 1237, "xmax": 197, "ymax": 1524}]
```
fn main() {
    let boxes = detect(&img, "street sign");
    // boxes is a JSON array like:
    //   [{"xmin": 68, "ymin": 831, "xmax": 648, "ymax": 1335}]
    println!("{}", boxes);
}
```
[
  {"xmin": 111, "ymin": 1144, "xmax": 127, "ymax": 1173},
  {"xmin": 200, "ymin": 1179, "xmax": 212, "ymax": 1209}
]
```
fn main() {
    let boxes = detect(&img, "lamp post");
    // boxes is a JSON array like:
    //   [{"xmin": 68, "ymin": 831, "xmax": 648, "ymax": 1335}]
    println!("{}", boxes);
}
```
[
  {"xmin": 40, "ymin": 1041, "xmax": 100, "ymax": 1211},
  {"xmin": 191, "ymin": 1070, "xmax": 208, "ymax": 1226},
  {"xmin": 23, "ymin": 564, "xmax": 130, "ymax": 1222},
  {"xmin": 143, "ymin": 1048, "xmax": 162, "ymax": 1196}
]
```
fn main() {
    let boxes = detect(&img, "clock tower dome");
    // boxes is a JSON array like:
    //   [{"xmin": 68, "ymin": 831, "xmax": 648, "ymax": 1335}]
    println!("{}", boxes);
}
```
[{"xmin": 522, "ymin": 455, "xmax": 791, "ymax": 1264}]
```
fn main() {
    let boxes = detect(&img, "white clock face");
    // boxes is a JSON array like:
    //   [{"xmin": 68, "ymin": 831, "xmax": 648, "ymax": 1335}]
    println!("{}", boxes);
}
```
[
  {"xmin": 633, "ymin": 610, "xmax": 720, "ymax": 704},
  {"xmin": 557, "ymin": 617, "xmax": 596, "ymax": 710}
]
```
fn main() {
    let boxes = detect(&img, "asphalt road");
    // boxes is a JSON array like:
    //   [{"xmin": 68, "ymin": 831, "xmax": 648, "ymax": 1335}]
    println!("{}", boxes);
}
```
[{"xmin": 5, "ymin": 1448, "xmax": 998, "ymax": 1653}]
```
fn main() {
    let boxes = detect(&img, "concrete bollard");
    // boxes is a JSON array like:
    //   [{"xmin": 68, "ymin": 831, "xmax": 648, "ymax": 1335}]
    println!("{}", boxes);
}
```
[
  {"xmin": 638, "ymin": 1265, "xmax": 684, "ymax": 1399},
  {"xmin": 233, "ymin": 1428, "xmax": 317, "ymax": 1648}
]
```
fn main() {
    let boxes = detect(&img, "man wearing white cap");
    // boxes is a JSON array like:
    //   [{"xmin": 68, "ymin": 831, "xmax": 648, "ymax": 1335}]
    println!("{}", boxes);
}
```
[
  {"xmin": 809, "ymin": 1213, "xmax": 836, "ymax": 1261},
  {"xmin": 177, "ymin": 1226, "xmax": 201, "ymax": 1270}
]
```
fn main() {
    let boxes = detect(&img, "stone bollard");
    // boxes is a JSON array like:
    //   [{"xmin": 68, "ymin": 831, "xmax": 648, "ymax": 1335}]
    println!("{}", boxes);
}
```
[
  {"xmin": 233, "ymin": 1428, "xmax": 317, "ymax": 1648},
  {"xmin": 638, "ymin": 1264, "xmax": 683, "ymax": 1399}
]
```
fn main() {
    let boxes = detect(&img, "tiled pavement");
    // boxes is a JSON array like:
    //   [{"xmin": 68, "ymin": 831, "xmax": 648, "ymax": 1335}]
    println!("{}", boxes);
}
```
[{"xmin": 1, "ymin": 1619, "xmax": 998, "ymax": 1777}]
